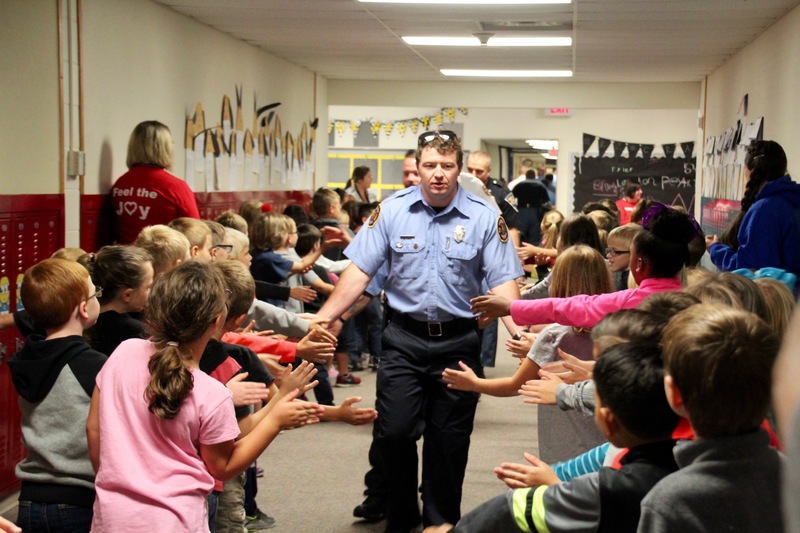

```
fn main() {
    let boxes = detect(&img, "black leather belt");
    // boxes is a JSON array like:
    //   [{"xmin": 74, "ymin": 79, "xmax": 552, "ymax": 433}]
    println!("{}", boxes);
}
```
[{"xmin": 389, "ymin": 310, "xmax": 478, "ymax": 338}]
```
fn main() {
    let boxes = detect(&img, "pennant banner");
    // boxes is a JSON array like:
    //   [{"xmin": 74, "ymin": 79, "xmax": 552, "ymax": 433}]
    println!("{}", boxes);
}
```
[
  {"xmin": 597, "ymin": 138, "xmax": 611, "ymax": 158},
  {"xmin": 583, "ymin": 133, "xmax": 596, "ymax": 156},
  {"xmin": 328, "ymin": 108, "xmax": 467, "ymax": 139}
]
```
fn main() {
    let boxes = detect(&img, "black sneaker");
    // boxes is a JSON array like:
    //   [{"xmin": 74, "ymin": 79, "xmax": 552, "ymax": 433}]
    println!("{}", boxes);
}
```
[
  {"xmin": 245, "ymin": 509, "xmax": 276, "ymax": 530},
  {"xmin": 353, "ymin": 495, "xmax": 386, "ymax": 522}
]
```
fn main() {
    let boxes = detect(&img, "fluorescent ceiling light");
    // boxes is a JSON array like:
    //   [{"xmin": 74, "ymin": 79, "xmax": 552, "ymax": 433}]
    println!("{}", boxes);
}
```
[
  {"xmin": 403, "ymin": 37, "xmax": 479, "ymax": 46},
  {"xmin": 441, "ymin": 69, "xmax": 573, "ymax": 78},
  {"xmin": 492, "ymin": 37, "xmax": 571, "ymax": 47},
  {"xmin": 362, "ymin": 0, "xmax": 569, "ymax": 4},
  {"xmin": 526, "ymin": 140, "xmax": 559, "ymax": 150},
  {"xmin": 403, "ymin": 36, "xmax": 572, "ymax": 47}
]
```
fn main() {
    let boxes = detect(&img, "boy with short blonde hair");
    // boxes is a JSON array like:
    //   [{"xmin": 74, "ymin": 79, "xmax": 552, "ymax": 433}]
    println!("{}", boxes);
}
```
[
  {"xmin": 606, "ymin": 224, "xmax": 640, "ymax": 290},
  {"xmin": 134, "ymin": 224, "xmax": 190, "ymax": 278},
  {"xmin": 168, "ymin": 217, "xmax": 213, "ymax": 260}
]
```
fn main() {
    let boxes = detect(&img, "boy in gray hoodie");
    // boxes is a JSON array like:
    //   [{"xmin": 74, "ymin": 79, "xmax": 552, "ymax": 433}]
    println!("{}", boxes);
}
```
[{"xmin": 8, "ymin": 258, "xmax": 107, "ymax": 533}]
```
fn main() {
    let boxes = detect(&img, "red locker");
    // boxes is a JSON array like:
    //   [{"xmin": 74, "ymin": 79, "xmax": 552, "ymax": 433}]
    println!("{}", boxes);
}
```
[{"xmin": 0, "ymin": 194, "xmax": 64, "ymax": 497}]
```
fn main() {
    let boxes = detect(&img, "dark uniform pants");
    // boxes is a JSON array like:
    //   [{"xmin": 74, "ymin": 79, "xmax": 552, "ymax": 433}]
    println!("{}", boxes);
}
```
[{"xmin": 375, "ymin": 321, "xmax": 482, "ymax": 528}]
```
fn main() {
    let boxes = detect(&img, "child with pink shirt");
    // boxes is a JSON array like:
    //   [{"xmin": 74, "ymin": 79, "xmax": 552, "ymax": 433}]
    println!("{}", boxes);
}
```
[
  {"xmin": 86, "ymin": 261, "xmax": 322, "ymax": 532},
  {"xmin": 471, "ymin": 204, "xmax": 698, "ymax": 328}
]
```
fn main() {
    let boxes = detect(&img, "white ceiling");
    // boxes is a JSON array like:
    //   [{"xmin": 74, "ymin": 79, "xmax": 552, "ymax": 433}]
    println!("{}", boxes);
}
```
[{"xmin": 156, "ymin": 0, "xmax": 800, "ymax": 82}]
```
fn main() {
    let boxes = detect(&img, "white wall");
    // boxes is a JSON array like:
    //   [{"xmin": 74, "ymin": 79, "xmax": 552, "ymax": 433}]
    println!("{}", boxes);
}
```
[
  {"xmin": 0, "ymin": 2, "xmax": 60, "ymax": 194},
  {"xmin": 704, "ymin": 3, "xmax": 800, "ymax": 167},
  {"xmin": 82, "ymin": 0, "xmax": 322, "ymax": 194},
  {"xmin": 329, "ymin": 100, "xmax": 700, "ymax": 214}
]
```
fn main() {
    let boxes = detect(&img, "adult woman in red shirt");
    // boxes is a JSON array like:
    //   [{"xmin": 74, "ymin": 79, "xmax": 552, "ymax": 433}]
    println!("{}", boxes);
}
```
[{"xmin": 112, "ymin": 121, "xmax": 199, "ymax": 244}]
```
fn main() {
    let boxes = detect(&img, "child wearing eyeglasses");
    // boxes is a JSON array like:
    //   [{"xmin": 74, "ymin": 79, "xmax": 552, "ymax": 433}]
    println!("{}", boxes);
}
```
[
  {"xmin": 79, "ymin": 245, "xmax": 154, "ymax": 356},
  {"xmin": 606, "ymin": 224, "xmax": 641, "ymax": 291},
  {"xmin": 7, "ymin": 258, "xmax": 108, "ymax": 532}
]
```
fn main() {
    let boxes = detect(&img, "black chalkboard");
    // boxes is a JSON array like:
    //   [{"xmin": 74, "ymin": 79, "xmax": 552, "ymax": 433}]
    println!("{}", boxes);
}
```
[{"xmin": 573, "ymin": 155, "xmax": 696, "ymax": 213}]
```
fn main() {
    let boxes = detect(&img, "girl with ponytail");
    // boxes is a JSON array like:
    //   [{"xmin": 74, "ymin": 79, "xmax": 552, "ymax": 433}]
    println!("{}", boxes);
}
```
[
  {"xmin": 79, "ymin": 245, "xmax": 154, "ymax": 356},
  {"xmin": 86, "ymin": 261, "xmax": 322, "ymax": 532},
  {"xmin": 708, "ymin": 140, "xmax": 800, "ymax": 278},
  {"xmin": 471, "ymin": 203, "xmax": 698, "ymax": 329}
]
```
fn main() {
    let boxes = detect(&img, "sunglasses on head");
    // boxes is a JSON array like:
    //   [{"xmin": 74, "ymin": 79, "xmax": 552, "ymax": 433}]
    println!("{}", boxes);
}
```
[{"xmin": 417, "ymin": 130, "xmax": 458, "ymax": 147}]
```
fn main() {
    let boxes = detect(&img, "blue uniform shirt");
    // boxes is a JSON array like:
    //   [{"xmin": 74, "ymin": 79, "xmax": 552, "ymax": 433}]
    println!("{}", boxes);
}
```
[{"xmin": 345, "ymin": 185, "xmax": 523, "ymax": 322}]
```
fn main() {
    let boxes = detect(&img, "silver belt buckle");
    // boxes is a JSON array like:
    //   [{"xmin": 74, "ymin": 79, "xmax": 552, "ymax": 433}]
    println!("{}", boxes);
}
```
[{"xmin": 428, "ymin": 322, "xmax": 443, "ymax": 337}]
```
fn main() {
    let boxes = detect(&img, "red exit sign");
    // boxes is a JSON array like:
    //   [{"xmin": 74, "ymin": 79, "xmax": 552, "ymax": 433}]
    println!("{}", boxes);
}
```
[{"xmin": 545, "ymin": 107, "xmax": 573, "ymax": 116}]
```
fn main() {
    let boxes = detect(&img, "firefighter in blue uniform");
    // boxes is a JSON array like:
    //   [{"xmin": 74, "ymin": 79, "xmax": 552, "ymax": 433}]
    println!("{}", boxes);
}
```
[{"xmin": 317, "ymin": 131, "xmax": 522, "ymax": 532}]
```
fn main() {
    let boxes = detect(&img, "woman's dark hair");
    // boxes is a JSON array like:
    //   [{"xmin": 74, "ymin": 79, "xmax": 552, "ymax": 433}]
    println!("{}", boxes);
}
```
[
  {"xmin": 633, "ymin": 204, "xmax": 698, "ymax": 278},
  {"xmin": 623, "ymin": 179, "xmax": 642, "ymax": 199},
  {"xmin": 556, "ymin": 214, "xmax": 604, "ymax": 255},
  {"xmin": 719, "ymin": 140, "xmax": 787, "ymax": 249},
  {"xmin": 283, "ymin": 204, "xmax": 309, "ymax": 226},
  {"xmin": 346, "ymin": 165, "xmax": 371, "ymax": 189}
]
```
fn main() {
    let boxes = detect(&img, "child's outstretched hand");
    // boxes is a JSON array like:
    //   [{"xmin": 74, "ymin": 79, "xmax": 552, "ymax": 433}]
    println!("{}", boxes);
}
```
[
  {"xmin": 271, "ymin": 388, "xmax": 323, "ymax": 429},
  {"xmin": 226, "ymin": 373, "xmax": 270, "ymax": 406},
  {"xmin": 296, "ymin": 331, "xmax": 335, "ymax": 364},
  {"xmin": 279, "ymin": 361, "xmax": 319, "ymax": 396},
  {"xmin": 539, "ymin": 348, "xmax": 594, "ymax": 384},
  {"xmin": 505, "ymin": 331, "xmax": 537, "ymax": 359},
  {"xmin": 494, "ymin": 452, "xmax": 560, "ymax": 489},
  {"xmin": 336, "ymin": 397, "xmax": 378, "ymax": 425},
  {"xmin": 519, "ymin": 371, "xmax": 562, "ymax": 405},
  {"xmin": 289, "ymin": 285, "xmax": 317, "ymax": 303},
  {"xmin": 442, "ymin": 361, "xmax": 479, "ymax": 392},
  {"xmin": 470, "ymin": 292, "xmax": 512, "ymax": 318}
]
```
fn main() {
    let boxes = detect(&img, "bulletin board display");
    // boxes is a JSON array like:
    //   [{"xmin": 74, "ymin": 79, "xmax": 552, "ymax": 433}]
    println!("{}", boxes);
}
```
[{"xmin": 572, "ymin": 155, "xmax": 696, "ymax": 213}]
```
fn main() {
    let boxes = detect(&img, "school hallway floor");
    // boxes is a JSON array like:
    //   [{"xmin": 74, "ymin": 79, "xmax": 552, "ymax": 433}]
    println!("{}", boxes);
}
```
[{"xmin": 0, "ymin": 325, "xmax": 538, "ymax": 532}]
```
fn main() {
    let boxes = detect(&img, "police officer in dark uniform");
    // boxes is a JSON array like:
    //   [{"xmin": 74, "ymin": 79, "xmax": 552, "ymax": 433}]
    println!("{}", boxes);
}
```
[
  {"xmin": 466, "ymin": 150, "xmax": 520, "ymax": 247},
  {"xmin": 465, "ymin": 150, "xmax": 523, "ymax": 368},
  {"xmin": 317, "ymin": 131, "xmax": 523, "ymax": 533}
]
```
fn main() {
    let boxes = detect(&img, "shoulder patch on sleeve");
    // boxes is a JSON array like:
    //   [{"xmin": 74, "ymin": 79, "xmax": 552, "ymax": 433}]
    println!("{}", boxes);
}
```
[
  {"xmin": 367, "ymin": 204, "xmax": 381, "ymax": 228},
  {"xmin": 497, "ymin": 216, "xmax": 509, "ymax": 243}
]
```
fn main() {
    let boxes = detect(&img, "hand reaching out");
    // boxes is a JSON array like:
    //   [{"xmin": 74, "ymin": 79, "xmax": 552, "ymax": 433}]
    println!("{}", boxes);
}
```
[
  {"xmin": 271, "ymin": 388, "xmax": 323, "ymax": 429},
  {"xmin": 290, "ymin": 285, "xmax": 317, "ymax": 303},
  {"xmin": 238, "ymin": 320, "xmax": 274, "ymax": 337},
  {"xmin": 256, "ymin": 354, "xmax": 285, "ymax": 387},
  {"xmin": 470, "ymin": 293, "xmax": 512, "ymax": 318},
  {"xmin": 539, "ymin": 348, "xmax": 594, "ymax": 384},
  {"xmin": 308, "ymin": 320, "xmax": 339, "ymax": 343},
  {"xmin": 334, "ymin": 397, "xmax": 378, "ymax": 425},
  {"xmin": 279, "ymin": 360, "xmax": 319, "ymax": 396},
  {"xmin": 296, "ymin": 330, "xmax": 335, "ymax": 364},
  {"xmin": 495, "ymin": 452, "xmax": 560, "ymax": 489},
  {"xmin": 226, "ymin": 372, "xmax": 270, "ymax": 407},
  {"xmin": 442, "ymin": 361, "xmax": 480, "ymax": 392},
  {"xmin": 504, "ymin": 331, "xmax": 537, "ymax": 359},
  {"xmin": 519, "ymin": 371, "xmax": 562, "ymax": 405}
]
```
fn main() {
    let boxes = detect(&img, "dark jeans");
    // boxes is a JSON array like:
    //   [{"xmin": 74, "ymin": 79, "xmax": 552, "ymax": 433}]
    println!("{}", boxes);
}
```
[
  {"xmin": 17, "ymin": 501, "xmax": 92, "ymax": 533},
  {"xmin": 375, "ymin": 322, "xmax": 481, "ymax": 528},
  {"xmin": 480, "ymin": 318, "xmax": 498, "ymax": 367},
  {"xmin": 207, "ymin": 490, "xmax": 219, "ymax": 533}
]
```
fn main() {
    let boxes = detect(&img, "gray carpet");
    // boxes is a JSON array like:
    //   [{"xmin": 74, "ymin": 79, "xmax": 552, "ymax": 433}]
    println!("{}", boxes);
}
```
[{"xmin": 254, "ymin": 325, "xmax": 539, "ymax": 532}]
